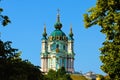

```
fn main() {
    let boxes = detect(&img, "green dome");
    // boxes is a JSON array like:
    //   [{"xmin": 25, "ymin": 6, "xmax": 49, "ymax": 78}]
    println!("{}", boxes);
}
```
[
  {"xmin": 54, "ymin": 22, "xmax": 62, "ymax": 30},
  {"xmin": 50, "ymin": 29, "xmax": 66, "ymax": 37}
]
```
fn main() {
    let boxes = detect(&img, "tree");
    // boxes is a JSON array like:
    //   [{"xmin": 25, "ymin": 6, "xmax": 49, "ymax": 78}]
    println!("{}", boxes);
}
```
[
  {"xmin": 46, "ymin": 67, "xmax": 72, "ymax": 80},
  {"xmin": 57, "ymin": 67, "xmax": 66, "ymax": 77},
  {"xmin": 0, "ymin": 40, "xmax": 44, "ymax": 80},
  {"xmin": 0, "ymin": 40, "xmax": 19, "ymax": 59},
  {"xmin": 97, "ymin": 74, "xmax": 105, "ymax": 80},
  {"xmin": 0, "ymin": 8, "xmax": 10, "ymax": 26},
  {"xmin": 47, "ymin": 69, "xmax": 57, "ymax": 80},
  {"xmin": 0, "ymin": 0, "xmax": 10, "ymax": 26},
  {"xmin": 84, "ymin": 0, "xmax": 120, "ymax": 79}
]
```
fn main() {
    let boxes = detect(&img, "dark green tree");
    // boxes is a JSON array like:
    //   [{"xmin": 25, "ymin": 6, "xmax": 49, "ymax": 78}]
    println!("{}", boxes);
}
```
[
  {"xmin": 47, "ymin": 69, "xmax": 57, "ymax": 80},
  {"xmin": 0, "ymin": 41, "xmax": 19, "ymax": 59},
  {"xmin": 0, "ymin": 40, "xmax": 44, "ymax": 80},
  {"xmin": 84, "ymin": 0, "xmax": 120, "ymax": 79},
  {"xmin": 46, "ymin": 67, "xmax": 72, "ymax": 80},
  {"xmin": 0, "ymin": 0, "xmax": 10, "ymax": 26},
  {"xmin": 57, "ymin": 67, "xmax": 66, "ymax": 77},
  {"xmin": 0, "ymin": 8, "xmax": 10, "ymax": 26}
]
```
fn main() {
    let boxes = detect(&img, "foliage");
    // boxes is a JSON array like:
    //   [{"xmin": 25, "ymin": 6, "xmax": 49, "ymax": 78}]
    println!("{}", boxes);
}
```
[
  {"xmin": 0, "ymin": 40, "xmax": 44, "ymax": 80},
  {"xmin": 0, "ymin": 8, "xmax": 10, "ymax": 26},
  {"xmin": 70, "ymin": 74, "xmax": 88, "ymax": 80},
  {"xmin": 46, "ymin": 67, "xmax": 72, "ymax": 80},
  {"xmin": 57, "ymin": 67, "xmax": 66, "ymax": 77},
  {"xmin": 97, "ymin": 74, "xmax": 111, "ymax": 80},
  {"xmin": 0, "ymin": 40, "xmax": 19, "ymax": 59},
  {"xmin": 84, "ymin": 0, "xmax": 120, "ymax": 79},
  {"xmin": 104, "ymin": 75, "xmax": 111, "ymax": 80},
  {"xmin": 46, "ymin": 69, "xmax": 57, "ymax": 80},
  {"xmin": 0, "ymin": 0, "xmax": 10, "ymax": 26},
  {"xmin": 97, "ymin": 74, "xmax": 105, "ymax": 80}
]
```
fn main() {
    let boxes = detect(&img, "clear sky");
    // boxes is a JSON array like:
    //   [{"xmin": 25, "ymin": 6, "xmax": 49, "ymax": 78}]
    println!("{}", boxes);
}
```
[{"xmin": 0, "ymin": 0, "xmax": 106, "ymax": 75}]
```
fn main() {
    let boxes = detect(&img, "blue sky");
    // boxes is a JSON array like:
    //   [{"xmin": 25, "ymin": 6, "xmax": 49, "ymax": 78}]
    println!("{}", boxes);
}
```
[{"xmin": 0, "ymin": 0, "xmax": 106, "ymax": 75}]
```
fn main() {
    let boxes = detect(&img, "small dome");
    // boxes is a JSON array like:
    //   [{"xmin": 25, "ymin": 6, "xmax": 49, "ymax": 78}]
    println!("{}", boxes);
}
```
[
  {"xmin": 68, "ymin": 27, "xmax": 74, "ymax": 40},
  {"xmin": 42, "ymin": 25, "xmax": 47, "ymax": 40},
  {"xmin": 54, "ymin": 22, "xmax": 62, "ymax": 30},
  {"xmin": 50, "ymin": 29, "xmax": 66, "ymax": 37}
]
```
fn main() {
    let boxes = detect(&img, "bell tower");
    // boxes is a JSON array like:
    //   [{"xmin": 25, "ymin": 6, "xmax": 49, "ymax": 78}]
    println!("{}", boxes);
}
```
[
  {"xmin": 41, "ymin": 24, "xmax": 48, "ymax": 73},
  {"xmin": 67, "ymin": 26, "xmax": 74, "ymax": 73}
]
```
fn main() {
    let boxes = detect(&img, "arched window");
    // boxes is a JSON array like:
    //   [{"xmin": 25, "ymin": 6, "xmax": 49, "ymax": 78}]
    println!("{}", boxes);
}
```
[
  {"xmin": 56, "ymin": 44, "xmax": 59, "ymax": 48},
  {"xmin": 63, "ymin": 45, "xmax": 65, "ymax": 50}
]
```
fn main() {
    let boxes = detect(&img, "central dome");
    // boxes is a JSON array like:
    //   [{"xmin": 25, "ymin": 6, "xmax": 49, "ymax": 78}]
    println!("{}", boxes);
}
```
[
  {"xmin": 48, "ymin": 29, "xmax": 67, "ymax": 41},
  {"xmin": 50, "ymin": 29, "xmax": 66, "ymax": 37}
]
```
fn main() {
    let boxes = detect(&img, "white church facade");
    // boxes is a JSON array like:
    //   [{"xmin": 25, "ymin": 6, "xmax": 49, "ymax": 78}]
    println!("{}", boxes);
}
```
[{"xmin": 40, "ymin": 11, "xmax": 75, "ymax": 73}]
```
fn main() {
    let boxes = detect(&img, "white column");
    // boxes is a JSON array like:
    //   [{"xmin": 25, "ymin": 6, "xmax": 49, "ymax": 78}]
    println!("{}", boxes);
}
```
[
  {"xmin": 41, "ymin": 58, "xmax": 43, "ymax": 71},
  {"xmin": 72, "ymin": 58, "xmax": 74, "ymax": 73},
  {"xmin": 68, "ymin": 41, "xmax": 73, "ymax": 53},
  {"xmin": 41, "ymin": 40, "xmax": 47, "ymax": 53}
]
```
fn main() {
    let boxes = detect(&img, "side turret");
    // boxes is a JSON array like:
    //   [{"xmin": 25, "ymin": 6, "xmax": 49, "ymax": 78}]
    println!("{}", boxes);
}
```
[
  {"xmin": 68, "ymin": 26, "xmax": 74, "ymax": 54},
  {"xmin": 41, "ymin": 24, "xmax": 48, "ymax": 53},
  {"xmin": 67, "ymin": 26, "xmax": 74, "ymax": 73},
  {"xmin": 41, "ymin": 24, "xmax": 48, "ymax": 73}
]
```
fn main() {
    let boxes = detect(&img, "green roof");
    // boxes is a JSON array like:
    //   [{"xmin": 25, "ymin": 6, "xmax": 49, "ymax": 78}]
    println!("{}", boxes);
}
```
[
  {"xmin": 50, "ymin": 29, "xmax": 66, "ymax": 37},
  {"xmin": 54, "ymin": 22, "xmax": 62, "ymax": 30}
]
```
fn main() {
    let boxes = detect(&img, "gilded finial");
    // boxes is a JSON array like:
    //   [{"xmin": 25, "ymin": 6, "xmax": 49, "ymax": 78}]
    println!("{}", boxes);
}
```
[
  {"xmin": 57, "ymin": 9, "xmax": 60, "ymax": 22},
  {"xmin": 42, "ymin": 24, "xmax": 47, "ymax": 37},
  {"xmin": 57, "ymin": 9, "xmax": 60, "ymax": 15},
  {"xmin": 44, "ymin": 24, "xmax": 46, "ymax": 33},
  {"xmin": 69, "ymin": 24, "xmax": 73, "ymax": 37}
]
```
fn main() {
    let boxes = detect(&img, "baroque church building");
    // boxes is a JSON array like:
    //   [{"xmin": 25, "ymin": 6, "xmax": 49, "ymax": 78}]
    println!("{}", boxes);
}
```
[{"xmin": 41, "ymin": 11, "xmax": 75, "ymax": 73}]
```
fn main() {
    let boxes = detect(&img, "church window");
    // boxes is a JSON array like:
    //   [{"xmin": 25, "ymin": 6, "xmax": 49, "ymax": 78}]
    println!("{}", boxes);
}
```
[
  {"xmin": 63, "ymin": 45, "xmax": 65, "ymax": 50},
  {"xmin": 63, "ymin": 36, "xmax": 65, "ymax": 40},
  {"xmin": 56, "ymin": 36, "xmax": 60, "ymax": 40},
  {"xmin": 60, "ymin": 36, "xmax": 62, "ymax": 40},
  {"xmin": 56, "ymin": 44, "xmax": 59, "ymax": 48},
  {"xmin": 52, "ymin": 37, "xmax": 55, "ymax": 40}
]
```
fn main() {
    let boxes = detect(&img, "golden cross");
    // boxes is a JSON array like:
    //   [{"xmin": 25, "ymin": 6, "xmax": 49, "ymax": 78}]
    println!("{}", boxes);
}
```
[{"xmin": 57, "ymin": 9, "xmax": 60, "ymax": 14}]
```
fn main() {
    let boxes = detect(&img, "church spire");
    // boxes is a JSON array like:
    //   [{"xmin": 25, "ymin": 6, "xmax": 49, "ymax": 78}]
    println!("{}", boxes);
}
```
[
  {"xmin": 69, "ymin": 25, "xmax": 74, "ymax": 40},
  {"xmin": 57, "ymin": 9, "xmax": 60, "ymax": 22},
  {"xmin": 54, "ymin": 9, "xmax": 62, "ymax": 30},
  {"xmin": 42, "ymin": 24, "xmax": 47, "ymax": 39}
]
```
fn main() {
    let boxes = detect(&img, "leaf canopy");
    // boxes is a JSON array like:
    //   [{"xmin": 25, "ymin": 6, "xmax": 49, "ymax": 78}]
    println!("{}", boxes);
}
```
[{"xmin": 84, "ymin": 0, "xmax": 120, "ymax": 79}]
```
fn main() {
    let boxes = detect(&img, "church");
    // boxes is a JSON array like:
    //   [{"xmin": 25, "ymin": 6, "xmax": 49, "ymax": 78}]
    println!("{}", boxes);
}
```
[{"xmin": 40, "ymin": 11, "xmax": 75, "ymax": 74}]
